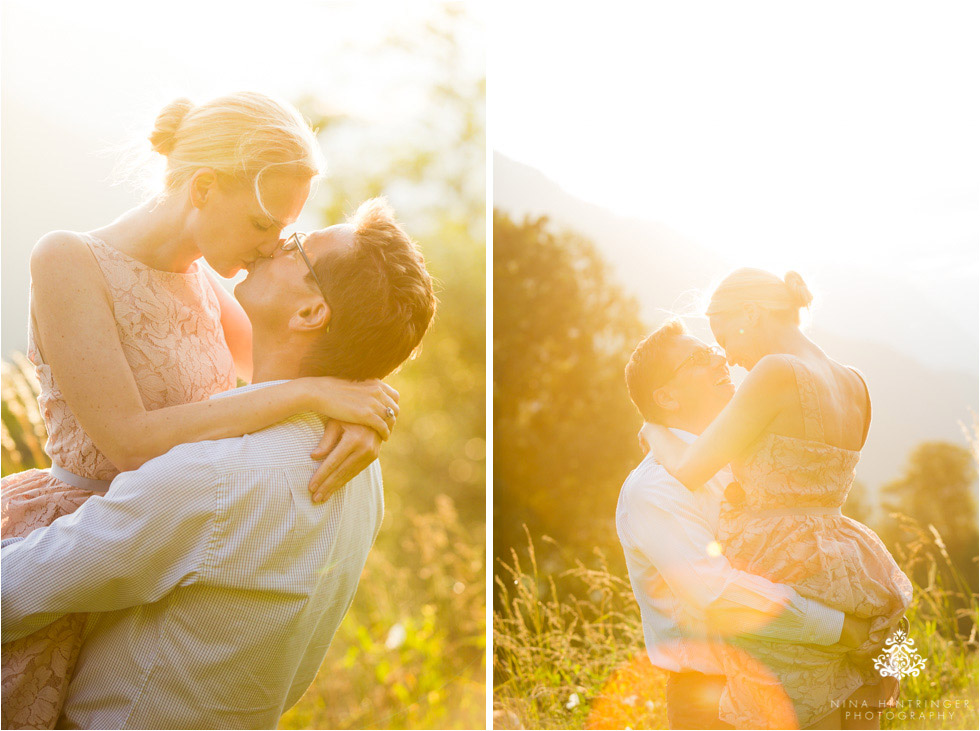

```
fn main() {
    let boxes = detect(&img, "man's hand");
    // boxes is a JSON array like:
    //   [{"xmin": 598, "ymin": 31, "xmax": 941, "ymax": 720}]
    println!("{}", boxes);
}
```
[
  {"xmin": 308, "ymin": 421, "xmax": 382, "ymax": 502},
  {"xmin": 839, "ymin": 613, "xmax": 872, "ymax": 648}
]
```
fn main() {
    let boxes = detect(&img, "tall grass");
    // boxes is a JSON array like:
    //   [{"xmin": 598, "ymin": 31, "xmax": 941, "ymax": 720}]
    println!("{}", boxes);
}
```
[
  {"xmin": 493, "ymin": 531, "xmax": 660, "ymax": 730},
  {"xmin": 1, "ymin": 355, "xmax": 50, "ymax": 473},
  {"xmin": 494, "ymin": 525, "xmax": 978, "ymax": 730}
]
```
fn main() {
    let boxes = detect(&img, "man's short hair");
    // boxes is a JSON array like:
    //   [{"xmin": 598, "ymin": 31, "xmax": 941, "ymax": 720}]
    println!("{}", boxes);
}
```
[
  {"xmin": 625, "ymin": 319, "xmax": 688, "ymax": 422},
  {"xmin": 303, "ymin": 198, "xmax": 436, "ymax": 379}
]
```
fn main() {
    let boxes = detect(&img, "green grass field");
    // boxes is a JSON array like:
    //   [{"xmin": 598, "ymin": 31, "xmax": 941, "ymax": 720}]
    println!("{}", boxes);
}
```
[{"xmin": 494, "ymin": 528, "xmax": 978, "ymax": 730}]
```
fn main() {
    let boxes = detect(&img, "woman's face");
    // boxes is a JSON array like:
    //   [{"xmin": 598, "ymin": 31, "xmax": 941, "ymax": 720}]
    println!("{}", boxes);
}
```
[
  {"xmin": 709, "ymin": 309, "xmax": 761, "ymax": 370},
  {"xmin": 191, "ymin": 171, "xmax": 311, "ymax": 278}
]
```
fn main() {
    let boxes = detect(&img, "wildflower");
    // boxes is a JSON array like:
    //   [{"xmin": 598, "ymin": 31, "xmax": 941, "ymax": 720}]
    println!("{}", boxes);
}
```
[{"xmin": 566, "ymin": 693, "xmax": 580, "ymax": 710}]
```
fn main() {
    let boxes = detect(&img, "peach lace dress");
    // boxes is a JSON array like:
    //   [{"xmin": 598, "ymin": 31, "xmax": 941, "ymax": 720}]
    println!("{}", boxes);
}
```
[
  {"xmin": 715, "ymin": 355, "xmax": 913, "ymax": 730},
  {"xmin": 1, "ymin": 234, "xmax": 236, "ymax": 729}
]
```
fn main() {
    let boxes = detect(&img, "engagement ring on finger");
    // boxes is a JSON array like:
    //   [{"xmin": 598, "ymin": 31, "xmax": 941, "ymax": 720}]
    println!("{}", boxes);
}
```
[{"xmin": 386, "ymin": 407, "xmax": 395, "ymax": 420}]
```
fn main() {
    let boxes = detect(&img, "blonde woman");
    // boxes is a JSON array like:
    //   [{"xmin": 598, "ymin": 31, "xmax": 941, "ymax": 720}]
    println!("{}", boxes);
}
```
[
  {"xmin": 0, "ymin": 92, "xmax": 398, "ymax": 729},
  {"xmin": 641, "ymin": 269, "xmax": 911, "ymax": 729}
]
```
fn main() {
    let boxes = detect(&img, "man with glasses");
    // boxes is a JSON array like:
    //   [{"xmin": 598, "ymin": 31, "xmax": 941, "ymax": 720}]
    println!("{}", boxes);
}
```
[
  {"xmin": 617, "ymin": 319, "xmax": 870, "ymax": 729},
  {"xmin": 2, "ymin": 198, "xmax": 436, "ymax": 730}
]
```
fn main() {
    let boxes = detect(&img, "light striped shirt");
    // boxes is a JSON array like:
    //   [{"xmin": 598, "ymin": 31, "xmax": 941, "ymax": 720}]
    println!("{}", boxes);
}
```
[
  {"xmin": 616, "ymin": 429, "xmax": 843, "ymax": 675},
  {"xmin": 1, "ymin": 381, "xmax": 383, "ymax": 730}
]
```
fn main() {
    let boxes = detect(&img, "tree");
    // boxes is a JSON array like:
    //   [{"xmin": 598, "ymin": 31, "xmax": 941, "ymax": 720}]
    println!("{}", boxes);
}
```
[
  {"xmin": 880, "ymin": 441, "xmax": 978, "ymax": 593},
  {"xmin": 881, "ymin": 442, "xmax": 977, "ymax": 538},
  {"xmin": 493, "ymin": 212, "xmax": 647, "ymax": 566}
]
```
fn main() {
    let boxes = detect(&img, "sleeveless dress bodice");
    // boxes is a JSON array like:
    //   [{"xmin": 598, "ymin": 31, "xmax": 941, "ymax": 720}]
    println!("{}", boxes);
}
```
[
  {"xmin": 715, "ymin": 355, "xmax": 912, "ymax": 729},
  {"xmin": 730, "ymin": 432, "xmax": 859, "ymax": 511},
  {"xmin": 26, "ymin": 234, "xmax": 237, "ymax": 481}
]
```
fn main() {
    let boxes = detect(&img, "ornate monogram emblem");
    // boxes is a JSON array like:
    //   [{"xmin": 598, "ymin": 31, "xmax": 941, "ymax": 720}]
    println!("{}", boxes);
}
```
[{"xmin": 873, "ymin": 618, "xmax": 925, "ymax": 680}]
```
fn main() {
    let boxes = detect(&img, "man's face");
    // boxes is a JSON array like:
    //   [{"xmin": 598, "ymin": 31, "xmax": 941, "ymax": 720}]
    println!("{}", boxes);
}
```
[
  {"xmin": 656, "ymin": 335, "xmax": 735, "ymax": 422},
  {"xmin": 234, "ymin": 224, "xmax": 355, "ymax": 334}
]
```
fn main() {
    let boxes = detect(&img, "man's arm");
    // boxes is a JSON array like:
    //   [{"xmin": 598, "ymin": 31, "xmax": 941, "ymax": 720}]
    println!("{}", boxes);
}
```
[
  {"xmin": 622, "ymin": 467, "xmax": 843, "ymax": 645},
  {"xmin": 1, "ymin": 444, "xmax": 219, "ymax": 643}
]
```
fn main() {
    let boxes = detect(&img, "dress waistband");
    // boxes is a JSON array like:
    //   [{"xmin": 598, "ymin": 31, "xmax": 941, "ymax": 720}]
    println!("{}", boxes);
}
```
[
  {"xmin": 51, "ymin": 465, "xmax": 111, "ymax": 495},
  {"xmin": 745, "ymin": 506, "xmax": 843, "ymax": 519}
]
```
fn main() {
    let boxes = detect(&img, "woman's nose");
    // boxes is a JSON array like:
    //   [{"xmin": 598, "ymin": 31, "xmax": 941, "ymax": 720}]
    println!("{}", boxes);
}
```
[{"xmin": 258, "ymin": 238, "xmax": 282, "ymax": 258}]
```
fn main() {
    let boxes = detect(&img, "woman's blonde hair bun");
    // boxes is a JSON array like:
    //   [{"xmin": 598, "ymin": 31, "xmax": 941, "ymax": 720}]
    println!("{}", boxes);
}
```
[
  {"xmin": 149, "ymin": 98, "xmax": 195, "ymax": 156},
  {"xmin": 783, "ymin": 271, "xmax": 813, "ymax": 309},
  {"xmin": 706, "ymin": 267, "xmax": 815, "ymax": 326}
]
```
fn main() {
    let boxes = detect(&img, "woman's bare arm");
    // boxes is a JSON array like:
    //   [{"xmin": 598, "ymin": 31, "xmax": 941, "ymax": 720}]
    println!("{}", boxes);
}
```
[
  {"xmin": 642, "ymin": 355, "xmax": 793, "ymax": 490},
  {"xmin": 30, "ymin": 232, "xmax": 396, "ymax": 472},
  {"xmin": 203, "ymin": 268, "xmax": 253, "ymax": 383}
]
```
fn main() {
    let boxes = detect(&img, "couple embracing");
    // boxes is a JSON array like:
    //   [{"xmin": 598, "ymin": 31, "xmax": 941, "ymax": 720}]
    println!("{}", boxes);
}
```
[
  {"xmin": 618, "ymin": 269, "xmax": 912, "ymax": 729},
  {"xmin": 1, "ymin": 92, "xmax": 435, "ymax": 729}
]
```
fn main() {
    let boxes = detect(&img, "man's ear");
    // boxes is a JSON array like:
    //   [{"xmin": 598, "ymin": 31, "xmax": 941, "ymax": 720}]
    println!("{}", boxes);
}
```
[
  {"xmin": 652, "ymin": 385, "xmax": 679, "ymax": 413},
  {"xmin": 189, "ymin": 168, "xmax": 219, "ymax": 209},
  {"xmin": 289, "ymin": 299, "xmax": 332, "ymax": 334},
  {"xmin": 742, "ymin": 302, "xmax": 761, "ymax": 327}
]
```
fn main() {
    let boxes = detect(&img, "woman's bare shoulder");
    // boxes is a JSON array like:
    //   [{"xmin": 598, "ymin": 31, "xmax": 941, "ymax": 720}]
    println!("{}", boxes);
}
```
[
  {"xmin": 746, "ymin": 353, "xmax": 796, "ymax": 390},
  {"xmin": 30, "ymin": 231, "xmax": 100, "ymax": 277},
  {"xmin": 29, "ymin": 231, "xmax": 112, "ymax": 313},
  {"xmin": 732, "ymin": 354, "xmax": 799, "ymax": 416},
  {"xmin": 31, "ymin": 229, "xmax": 91, "ymax": 253}
]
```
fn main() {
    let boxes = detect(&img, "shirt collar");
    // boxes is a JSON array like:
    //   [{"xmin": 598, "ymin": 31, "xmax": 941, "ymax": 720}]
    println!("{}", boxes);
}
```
[
  {"xmin": 210, "ymin": 379, "xmax": 290, "ymax": 400},
  {"xmin": 637, "ymin": 427, "xmax": 699, "ymax": 471},
  {"xmin": 669, "ymin": 428, "xmax": 698, "ymax": 445}
]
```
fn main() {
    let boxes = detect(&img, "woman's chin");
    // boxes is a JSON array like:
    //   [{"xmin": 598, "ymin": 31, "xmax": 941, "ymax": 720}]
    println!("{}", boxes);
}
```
[{"xmin": 209, "ymin": 260, "xmax": 240, "ymax": 278}]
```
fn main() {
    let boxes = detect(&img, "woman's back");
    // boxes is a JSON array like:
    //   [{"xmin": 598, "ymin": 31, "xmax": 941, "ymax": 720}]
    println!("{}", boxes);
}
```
[
  {"xmin": 727, "ymin": 354, "xmax": 867, "ymax": 511},
  {"xmin": 760, "ymin": 351, "xmax": 871, "ymax": 453}
]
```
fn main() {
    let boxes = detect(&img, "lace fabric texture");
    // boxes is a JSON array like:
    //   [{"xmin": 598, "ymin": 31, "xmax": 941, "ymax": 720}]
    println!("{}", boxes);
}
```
[
  {"xmin": 26, "ymin": 235, "xmax": 236, "ymax": 481},
  {"xmin": 1, "ymin": 234, "xmax": 236, "ymax": 729},
  {"xmin": 716, "ymin": 355, "xmax": 913, "ymax": 729}
]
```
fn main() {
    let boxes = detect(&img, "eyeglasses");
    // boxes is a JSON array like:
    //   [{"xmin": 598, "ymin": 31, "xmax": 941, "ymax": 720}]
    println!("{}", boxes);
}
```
[
  {"xmin": 666, "ymin": 345, "xmax": 726, "ymax": 381},
  {"xmin": 279, "ymin": 232, "xmax": 325, "ymax": 294}
]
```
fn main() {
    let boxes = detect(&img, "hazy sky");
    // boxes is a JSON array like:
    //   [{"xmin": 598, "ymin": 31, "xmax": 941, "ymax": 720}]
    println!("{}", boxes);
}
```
[{"xmin": 491, "ymin": 3, "xmax": 978, "ymax": 289}]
